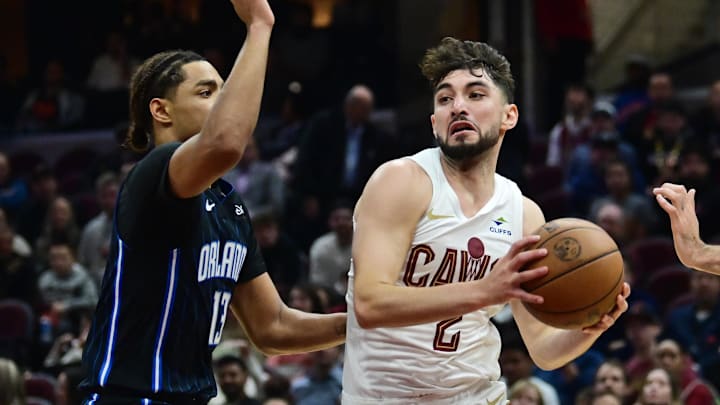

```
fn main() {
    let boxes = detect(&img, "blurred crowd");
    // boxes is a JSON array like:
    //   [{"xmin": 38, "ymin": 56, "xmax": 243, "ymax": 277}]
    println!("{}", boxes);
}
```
[{"xmin": 1, "ymin": 2, "xmax": 720, "ymax": 405}]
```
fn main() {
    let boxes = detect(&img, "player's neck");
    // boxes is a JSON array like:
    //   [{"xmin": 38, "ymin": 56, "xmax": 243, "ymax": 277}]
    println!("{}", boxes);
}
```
[{"xmin": 440, "ymin": 154, "xmax": 496, "ymax": 210}]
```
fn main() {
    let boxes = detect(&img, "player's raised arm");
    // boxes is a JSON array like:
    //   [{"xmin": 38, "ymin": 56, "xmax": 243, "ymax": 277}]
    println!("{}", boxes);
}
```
[
  {"xmin": 511, "ymin": 197, "xmax": 630, "ymax": 370},
  {"xmin": 351, "ymin": 159, "xmax": 548, "ymax": 328},
  {"xmin": 654, "ymin": 183, "xmax": 720, "ymax": 275},
  {"xmin": 167, "ymin": 0, "xmax": 275, "ymax": 198}
]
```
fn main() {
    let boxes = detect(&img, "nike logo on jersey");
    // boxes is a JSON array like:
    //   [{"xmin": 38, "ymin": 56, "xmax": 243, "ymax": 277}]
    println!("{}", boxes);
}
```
[
  {"xmin": 427, "ymin": 208, "xmax": 454, "ymax": 220},
  {"xmin": 205, "ymin": 199, "xmax": 215, "ymax": 212},
  {"xmin": 235, "ymin": 204, "xmax": 244, "ymax": 216},
  {"xmin": 486, "ymin": 393, "xmax": 504, "ymax": 405}
]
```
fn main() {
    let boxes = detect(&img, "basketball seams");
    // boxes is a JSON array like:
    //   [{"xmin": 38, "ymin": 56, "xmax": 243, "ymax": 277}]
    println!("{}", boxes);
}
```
[
  {"xmin": 533, "ymin": 226, "xmax": 604, "ymax": 250},
  {"xmin": 524, "ymin": 249, "xmax": 620, "ymax": 292},
  {"xmin": 526, "ymin": 260, "xmax": 624, "ymax": 314}
]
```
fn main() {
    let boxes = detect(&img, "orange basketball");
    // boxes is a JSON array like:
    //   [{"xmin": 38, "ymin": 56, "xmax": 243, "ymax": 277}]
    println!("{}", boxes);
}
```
[{"xmin": 521, "ymin": 218, "xmax": 624, "ymax": 329}]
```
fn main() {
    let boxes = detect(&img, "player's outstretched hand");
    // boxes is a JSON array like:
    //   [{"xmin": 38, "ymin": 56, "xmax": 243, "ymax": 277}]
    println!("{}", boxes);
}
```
[
  {"xmin": 653, "ymin": 183, "xmax": 703, "ymax": 268},
  {"xmin": 484, "ymin": 235, "xmax": 549, "ymax": 306},
  {"xmin": 581, "ymin": 282, "xmax": 630, "ymax": 334},
  {"xmin": 230, "ymin": 0, "xmax": 275, "ymax": 27}
]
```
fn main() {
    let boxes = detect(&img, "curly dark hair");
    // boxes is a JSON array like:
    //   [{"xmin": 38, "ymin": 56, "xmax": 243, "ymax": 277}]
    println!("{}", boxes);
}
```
[
  {"xmin": 125, "ymin": 50, "xmax": 205, "ymax": 152},
  {"xmin": 419, "ymin": 37, "xmax": 515, "ymax": 103}
]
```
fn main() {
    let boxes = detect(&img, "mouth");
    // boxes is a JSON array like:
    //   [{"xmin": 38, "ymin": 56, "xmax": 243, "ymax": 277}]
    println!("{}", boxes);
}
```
[{"xmin": 448, "ymin": 121, "xmax": 477, "ymax": 137}]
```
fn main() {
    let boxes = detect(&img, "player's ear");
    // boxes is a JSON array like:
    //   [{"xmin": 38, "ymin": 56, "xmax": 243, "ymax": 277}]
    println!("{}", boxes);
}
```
[
  {"xmin": 150, "ymin": 97, "xmax": 172, "ymax": 125},
  {"xmin": 430, "ymin": 114, "xmax": 437, "ymax": 136},
  {"xmin": 501, "ymin": 103, "xmax": 518, "ymax": 132}
]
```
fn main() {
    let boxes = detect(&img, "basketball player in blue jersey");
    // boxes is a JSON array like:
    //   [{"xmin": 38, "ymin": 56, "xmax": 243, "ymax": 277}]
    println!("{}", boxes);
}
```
[
  {"xmin": 342, "ymin": 37, "xmax": 631, "ymax": 404},
  {"xmin": 79, "ymin": 1, "xmax": 345, "ymax": 403},
  {"xmin": 654, "ymin": 182, "xmax": 720, "ymax": 275}
]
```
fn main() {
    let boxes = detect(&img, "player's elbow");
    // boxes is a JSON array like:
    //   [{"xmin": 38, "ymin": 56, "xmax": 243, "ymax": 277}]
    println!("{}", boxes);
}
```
[
  {"xmin": 353, "ymin": 294, "xmax": 382, "ymax": 329},
  {"xmin": 530, "ymin": 353, "xmax": 565, "ymax": 371}
]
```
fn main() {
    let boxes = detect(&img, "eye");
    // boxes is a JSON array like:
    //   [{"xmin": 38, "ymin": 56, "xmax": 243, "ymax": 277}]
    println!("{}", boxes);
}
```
[
  {"xmin": 199, "ymin": 89, "xmax": 212, "ymax": 97},
  {"xmin": 437, "ymin": 95, "xmax": 452, "ymax": 104},
  {"xmin": 470, "ymin": 92, "xmax": 485, "ymax": 99}
]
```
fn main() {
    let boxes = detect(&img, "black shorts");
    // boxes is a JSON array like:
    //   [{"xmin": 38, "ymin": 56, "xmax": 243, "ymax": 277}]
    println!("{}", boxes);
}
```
[{"xmin": 82, "ymin": 389, "xmax": 208, "ymax": 405}]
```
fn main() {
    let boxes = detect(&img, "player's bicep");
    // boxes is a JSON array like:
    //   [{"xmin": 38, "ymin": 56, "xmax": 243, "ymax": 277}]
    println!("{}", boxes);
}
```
[
  {"xmin": 168, "ymin": 134, "xmax": 243, "ymax": 198},
  {"xmin": 352, "ymin": 161, "xmax": 430, "ymax": 289}
]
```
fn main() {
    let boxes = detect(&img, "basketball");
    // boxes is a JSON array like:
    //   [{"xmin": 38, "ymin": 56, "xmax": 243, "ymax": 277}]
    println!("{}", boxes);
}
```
[{"xmin": 521, "ymin": 217, "xmax": 624, "ymax": 329}]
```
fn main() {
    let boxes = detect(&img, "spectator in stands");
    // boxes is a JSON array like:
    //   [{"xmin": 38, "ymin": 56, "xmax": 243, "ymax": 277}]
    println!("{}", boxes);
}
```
[
  {"xmin": 612, "ymin": 54, "xmax": 652, "ymax": 131},
  {"xmin": 592, "ymin": 201, "xmax": 626, "ymax": 247},
  {"xmin": 622, "ymin": 72, "xmax": 675, "ymax": 152},
  {"xmin": 508, "ymin": 379, "xmax": 545, "ymax": 405},
  {"xmin": 224, "ymin": 137, "xmax": 285, "ymax": 216},
  {"xmin": 654, "ymin": 338, "xmax": 717, "ymax": 405},
  {"xmin": 0, "ymin": 208, "xmax": 31, "ymax": 257},
  {"xmin": 592, "ymin": 360, "xmax": 629, "ymax": 403},
  {"xmin": 76, "ymin": 172, "xmax": 119, "ymax": 287},
  {"xmin": 546, "ymin": 83, "xmax": 594, "ymax": 167},
  {"xmin": 309, "ymin": 199, "xmax": 353, "ymax": 292},
  {"xmin": 253, "ymin": 209, "xmax": 306, "ymax": 302},
  {"xmin": 690, "ymin": 79, "xmax": 720, "ymax": 158},
  {"xmin": 0, "ymin": 357, "xmax": 25, "ymax": 405},
  {"xmin": 0, "ymin": 152, "xmax": 28, "ymax": 218},
  {"xmin": 589, "ymin": 391, "xmax": 622, "ymax": 405},
  {"xmin": 290, "ymin": 346, "xmax": 343, "ymax": 405},
  {"xmin": 622, "ymin": 301, "xmax": 662, "ymax": 402},
  {"xmin": 565, "ymin": 130, "xmax": 644, "ymax": 216},
  {"xmin": 86, "ymin": 31, "xmax": 139, "ymax": 92},
  {"xmin": 56, "ymin": 365, "xmax": 85, "ymax": 405},
  {"xmin": 213, "ymin": 355, "xmax": 261, "ymax": 405},
  {"xmin": 499, "ymin": 325, "xmax": 561, "ymax": 405},
  {"xmin": 43, "ymin": 307, "xmax": 92, "ymax": 371},
  {"xmin": 634, "ymin": 367, "xmax": 681, "ymax": 405},
  {"xmin": 636, "ymin": 99, "xmax": 694, "ymax": 186},
  {"xmin": 257, "ymin": 81, "xmax": 310, "ymax": 163},
  {"xmin": 15, "ymin": 165, "xmax": 58, "ymax": 246},
  {"xmin": 38, "ymin": 239, "xmax": 98, "ymax": 332},
  {"xmin": 0, "ymin": 224, "xmax": 39, "ymax": 307},
  {"xmin": 34, "ymin": 196, "xmax": 80, "ymax": 268},
  {"xmin": 588, "ymin": 159, "xmax": 655, "ymax": 226},
  {"xmin": 293, "ymin": 84, "xmax": 388, "ymax": 208},
  {"xmin": 15, "ymin": 58, "xmax": 85, "ymax": 132},
  {"xmin": 663, "ymin": 271, "xmax": 720, "ymax": 391}
]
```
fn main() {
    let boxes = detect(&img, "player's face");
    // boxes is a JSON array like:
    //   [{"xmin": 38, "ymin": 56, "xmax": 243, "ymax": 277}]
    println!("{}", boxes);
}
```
[
  {"xmin": 430, "ymin": 69, "xmax": 517, "ymax": 163},
  {"xmin": 169, "ymin": 61, "xmax": 224, "ymax": 142}
]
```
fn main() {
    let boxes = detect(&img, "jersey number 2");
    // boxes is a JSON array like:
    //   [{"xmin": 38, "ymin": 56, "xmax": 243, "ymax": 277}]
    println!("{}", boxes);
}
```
[
  {"xmin": 433, "ymin": 316, "xmax": 462, "ymax": 351},
  {"xmin": 209, "ymin": 290, "xmax": 231, "ymax": 345}
]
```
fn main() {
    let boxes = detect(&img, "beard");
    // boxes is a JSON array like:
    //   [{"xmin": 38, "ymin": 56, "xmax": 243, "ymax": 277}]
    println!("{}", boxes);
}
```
[{"xmin": 436, "ymin": 123, "xmax": 501, "ymax": 163}]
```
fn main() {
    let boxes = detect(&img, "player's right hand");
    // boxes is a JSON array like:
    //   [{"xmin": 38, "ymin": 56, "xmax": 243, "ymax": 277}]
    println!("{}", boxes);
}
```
[
  {"xmin": 230, "ymin": 0, "xmax": 275, "ymax": 27},
  {"xmin": 482, "ymin": 235, "xmax": 548, "ymax": 306}
]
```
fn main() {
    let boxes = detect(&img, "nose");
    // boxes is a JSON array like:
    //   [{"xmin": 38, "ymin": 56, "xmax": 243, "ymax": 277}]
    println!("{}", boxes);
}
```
[{"xmin": 451, "ymin": 96, "xmax": 468, "ymax": 117}]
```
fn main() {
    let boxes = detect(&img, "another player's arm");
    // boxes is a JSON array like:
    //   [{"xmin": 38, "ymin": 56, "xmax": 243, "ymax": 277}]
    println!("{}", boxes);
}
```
[
  {"xmin": 168, "ymin": 0, "xmax": 274, "ymax": 198},
  {"xmin": 511, "ymin": 197, "xmax": 631, "ymax": 370},
  {"xmin": 230, "ymin": 273, "xmax": 346, "ymax": 355},
  {"xmin": 654, "ymin": 183, "xmax": 720, "ymax": 275},
  {"xmin": 352, "ymin": 160, "xmax": 547, "ymax": 328}
]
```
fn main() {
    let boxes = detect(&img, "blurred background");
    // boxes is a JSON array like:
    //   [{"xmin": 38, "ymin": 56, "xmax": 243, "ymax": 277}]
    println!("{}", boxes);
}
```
[{"xmin": 1, "ymin": 1, "xmax": 720, "ymax": 404}]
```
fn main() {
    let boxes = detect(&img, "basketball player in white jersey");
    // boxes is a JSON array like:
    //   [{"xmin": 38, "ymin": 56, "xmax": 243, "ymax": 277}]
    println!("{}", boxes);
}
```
[{"xmin": 342, "ymin": 37, "xmax": 631, "ymax": 404}]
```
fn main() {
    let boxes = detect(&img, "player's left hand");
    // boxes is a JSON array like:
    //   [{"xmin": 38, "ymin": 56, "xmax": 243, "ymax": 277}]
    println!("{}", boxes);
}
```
[{"xmin": 581, "ymin": 282, "xmax": 630, "ymax": 334}]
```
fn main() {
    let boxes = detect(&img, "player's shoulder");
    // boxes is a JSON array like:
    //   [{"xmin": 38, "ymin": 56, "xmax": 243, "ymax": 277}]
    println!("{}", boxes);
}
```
[
  {"xmin": 367, "ymin": 156, "xmax": 430, "ymax": 191},
  {"xmin": 522, "ymin": 196, "xmax": 545, "ymax": 235}
]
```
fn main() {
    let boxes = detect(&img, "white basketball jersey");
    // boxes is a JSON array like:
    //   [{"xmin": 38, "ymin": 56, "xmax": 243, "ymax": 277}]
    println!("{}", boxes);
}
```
[{"xmin": 342, "ymin": 147, "xmax": 524, "ymax": 404}]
